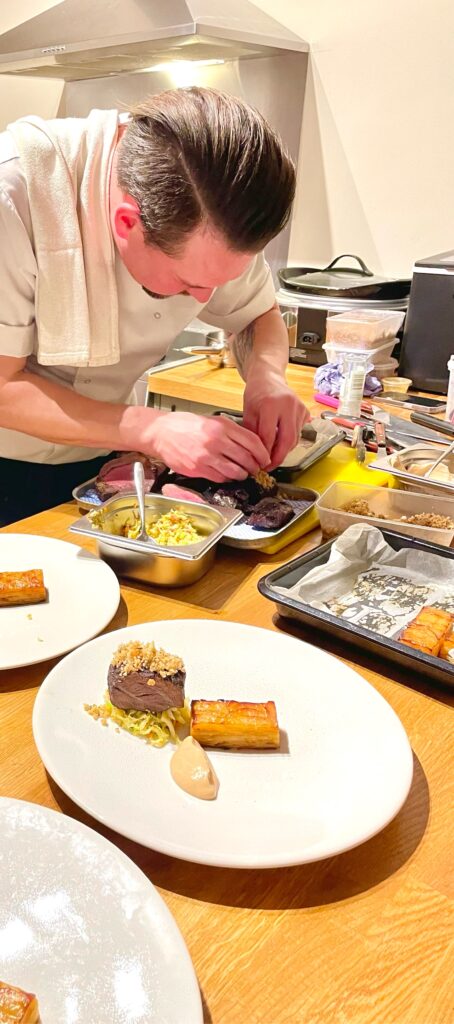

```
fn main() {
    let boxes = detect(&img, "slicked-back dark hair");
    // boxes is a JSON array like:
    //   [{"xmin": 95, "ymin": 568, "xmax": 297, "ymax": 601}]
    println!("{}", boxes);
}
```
[{"xmin": 117, "ymin": 86, "xmax": 295, "ymax": 255}]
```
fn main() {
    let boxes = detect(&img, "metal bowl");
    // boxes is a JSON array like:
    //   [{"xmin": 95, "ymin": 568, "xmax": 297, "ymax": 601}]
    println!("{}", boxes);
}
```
[
  {"xmin": 69, "ymin": 493, "xmax": 241, "ymax": 587},
  {"xmin": 370, "ymin": 444, "xmax": 454, "ymax": 496}
]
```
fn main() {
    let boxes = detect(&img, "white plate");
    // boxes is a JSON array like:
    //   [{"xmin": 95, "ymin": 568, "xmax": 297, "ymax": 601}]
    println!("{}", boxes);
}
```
[
  {"xmin": 33, "ymin": 620, "xmax": 413, "ymax": 869},
  {"xmin": 0, "ymin": 797, "xmax": 202, "ymax": 1024},
  {"xmin": 0, "ymin": 534, "xmax": 120, "ymax": 669}
]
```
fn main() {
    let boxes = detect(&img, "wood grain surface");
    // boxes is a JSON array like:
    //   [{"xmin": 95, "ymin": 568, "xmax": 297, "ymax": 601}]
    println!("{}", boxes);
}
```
[
  {"xmin": 148, "ymin": 360, "xmax": 317, "ymax": 412},
  {"xmin": 1, "ymin": 366, "xmax": 454, "ymax": 1023}
]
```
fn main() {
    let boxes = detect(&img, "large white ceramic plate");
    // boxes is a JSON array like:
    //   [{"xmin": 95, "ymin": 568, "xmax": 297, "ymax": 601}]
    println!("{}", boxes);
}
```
[
  {"xmin": 0, "ymin": 534, "xmax": 120, "ymax": 669},
  {"xmin": 0, "ymin": 797, "xmax": 202, "ymax": 1023},
  {"xmin": 33, "ymin": 620, "xmax": 413, "ymax": 869}
]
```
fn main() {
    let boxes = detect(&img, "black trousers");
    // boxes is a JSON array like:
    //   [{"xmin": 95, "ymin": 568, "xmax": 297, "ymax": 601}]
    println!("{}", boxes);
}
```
[{"xmin": 0, "ymin": 454, "xmax": 113, "ymax": 526}]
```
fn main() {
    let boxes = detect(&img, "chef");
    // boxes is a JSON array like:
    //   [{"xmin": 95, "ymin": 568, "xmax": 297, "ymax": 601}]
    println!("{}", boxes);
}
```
[{"xmin": 0, "ymin": 86, "xmax": 308, "ymax": 524}]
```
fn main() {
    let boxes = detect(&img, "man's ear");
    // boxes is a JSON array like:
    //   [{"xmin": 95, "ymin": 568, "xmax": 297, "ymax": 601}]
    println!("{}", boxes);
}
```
[{"xmin": 113, "ymin": 198, "xmax": 142, "ymax": 241}]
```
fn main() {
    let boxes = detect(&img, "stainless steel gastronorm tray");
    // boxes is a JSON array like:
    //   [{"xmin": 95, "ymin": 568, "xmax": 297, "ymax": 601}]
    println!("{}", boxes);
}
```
[
  {"xmin": 257, "ymin": 529, "xmax": 454, "ymax": 688},
  {"xmin": 370, "ymin": 444, "xmax": 454, "ymax": 496},
  {"xmin": 278, "ymin": 429, "xmax": 346, "ymax": 475},
  {"xmin": 220, "ymin": 485, "xmax": 319, "ymax": 549},
  {"xmin": 211, "ymin": 411, "xmax": 346, "ymax": 475},
  {"xmin": 69, "ymin": 492, "xmax": 241, "ymax": 561}
]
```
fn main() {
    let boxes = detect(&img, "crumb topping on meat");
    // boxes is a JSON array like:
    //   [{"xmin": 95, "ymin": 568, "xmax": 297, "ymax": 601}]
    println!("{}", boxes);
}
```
[
  {"xmin": 111, "ymin": 640, "xmax": 184, "ymax": 677},
  {"xmin": 254, "ymin": 470, "xmax": 276, "ymax": 491}
]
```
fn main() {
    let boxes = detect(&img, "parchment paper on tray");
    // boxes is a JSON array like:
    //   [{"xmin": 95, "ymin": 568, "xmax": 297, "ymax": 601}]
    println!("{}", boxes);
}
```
[{"xmin": 275, "ymin": 523, "xmax": 454, "ymax": 638}]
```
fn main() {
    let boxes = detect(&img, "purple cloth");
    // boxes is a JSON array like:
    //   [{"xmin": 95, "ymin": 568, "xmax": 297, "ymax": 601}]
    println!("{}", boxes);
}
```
[{"xmin": 314, "ymin": 361, "xmax": 382, "ymax": 398}]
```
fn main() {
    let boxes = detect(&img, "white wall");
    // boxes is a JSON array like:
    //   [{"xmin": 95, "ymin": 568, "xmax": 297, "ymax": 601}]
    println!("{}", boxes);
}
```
[
  {"xmin": 1, "ymin": 0, "xmax": 453, "ymax": 278},
  {"xmin": 254, "ymin": 0, "xmax": 454, "ymax": 276},
  {"xmin": 0, "ymin": 0, "xmax": 63, "ymax": 127}
]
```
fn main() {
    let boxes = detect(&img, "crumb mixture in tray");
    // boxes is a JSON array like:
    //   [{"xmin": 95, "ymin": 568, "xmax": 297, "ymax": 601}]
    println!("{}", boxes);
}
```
[{"xmin": 342, "ymin": 498, "xmax": 454, "ymax": 530}]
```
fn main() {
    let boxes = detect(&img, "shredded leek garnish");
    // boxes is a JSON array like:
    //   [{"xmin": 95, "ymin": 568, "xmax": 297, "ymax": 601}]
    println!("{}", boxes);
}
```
[{"xmin": 84, "ymin": 695, "xmax": 190, "ymax": 747}]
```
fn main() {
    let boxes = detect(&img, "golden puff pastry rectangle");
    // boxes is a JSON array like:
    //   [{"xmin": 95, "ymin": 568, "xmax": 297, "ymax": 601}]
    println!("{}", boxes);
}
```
[
  {"xmin": 0, "ymin": 569, "xmax": 46, "ymax": 607},
  {"xmin": 0, "ymin": 981, "xmax": 40, "ymax": 1022},
  {"xmin": 190, "ymin": 699, "xmax": 280, "ymax": 749},
  {"xmin": 399, "ymin": 606, "xmax": 452, "ymax": 657}
]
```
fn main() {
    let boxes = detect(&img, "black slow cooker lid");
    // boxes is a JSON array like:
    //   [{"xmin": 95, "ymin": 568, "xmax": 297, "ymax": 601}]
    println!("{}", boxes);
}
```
[{"xmin": 278, "ymin": 254, "xmax": 411, "ymax": 300}]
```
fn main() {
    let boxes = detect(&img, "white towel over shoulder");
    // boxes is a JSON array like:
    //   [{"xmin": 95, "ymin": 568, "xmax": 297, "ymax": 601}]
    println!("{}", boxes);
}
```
[{"xmin": 8, "ymin": 108, "xmax": 120, "ymax": 367}]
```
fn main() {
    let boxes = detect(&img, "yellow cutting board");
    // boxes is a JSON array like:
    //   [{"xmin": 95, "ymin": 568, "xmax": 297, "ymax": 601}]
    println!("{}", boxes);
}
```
[
  {"xmin": 261, "ymin": 447, "xmax": 394, "ymax": 554},
  {"xmin": 294, "ymin": 445, "xmax": 394, "ymax": 493}
]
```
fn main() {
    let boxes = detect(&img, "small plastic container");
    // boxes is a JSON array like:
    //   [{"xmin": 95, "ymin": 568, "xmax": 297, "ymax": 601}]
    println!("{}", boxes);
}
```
[
  {"xmin": 324, "ymin": 338, "xmax": 397, "ymax": 366},
  {"xmin": 325, "ymin": 309, "xmax": 405, "ymax": 347},
  {"xmin": 373, "ymin": 357, "xmax": 399, "ymax": 381},
  {"xmin": 316, "ymin": 481, "xmax": 454, "ymax": 547},
  {"xmin": 445, "ymin": 355, "xmax": 454, "ymax": 422},
  {"xmin": 381, "ymin": 376, "xmax": 412, "ymax": 393}
]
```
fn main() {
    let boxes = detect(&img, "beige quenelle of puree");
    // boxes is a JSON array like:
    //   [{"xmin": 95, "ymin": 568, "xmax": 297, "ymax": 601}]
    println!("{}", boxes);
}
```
[{"xmin": 170, "ymin": 736, "xmax": 219, "ymax": 800}]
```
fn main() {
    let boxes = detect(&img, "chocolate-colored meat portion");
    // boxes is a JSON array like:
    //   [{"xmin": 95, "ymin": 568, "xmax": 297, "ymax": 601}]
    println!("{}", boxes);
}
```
[
  {"xmin": 247, "ymin": 497, "xmax": 294, "ymax": 531},
  {"xmin": 210, "ymin": 486, "xmax": 251, "ymax": 511},
  {"xmin": 171, "ymin": 474, "xmax": 277, "ymax": 512},
  {"xmin": 107, "ymin": 664, "xmax": 186, "ymax": 713}
]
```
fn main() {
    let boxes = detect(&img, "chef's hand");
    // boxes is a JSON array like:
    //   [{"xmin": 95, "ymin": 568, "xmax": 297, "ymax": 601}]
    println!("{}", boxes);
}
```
[
  {"xmin": 150, "ymin": 410, "xmax": 270, "ymax": 483},
  {"xmin": 243, "ymin": 373, "xmax": 310, "ymax": 470}
]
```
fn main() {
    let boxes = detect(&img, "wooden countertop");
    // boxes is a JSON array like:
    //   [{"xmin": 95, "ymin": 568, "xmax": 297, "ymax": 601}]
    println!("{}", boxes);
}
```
[
  {"xmin": 148, "ymin": 360, "xmax": 318, "ymax": 412},
  {"xmin": 1, "ymin": 501, "xmax": 453, "ymax": 1024}
]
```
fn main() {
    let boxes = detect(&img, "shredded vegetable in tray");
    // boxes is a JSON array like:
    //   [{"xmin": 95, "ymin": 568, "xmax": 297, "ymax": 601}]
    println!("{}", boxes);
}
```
[
  {"xmin": 89, "ymin": 507, "xmax": 201, "ymax": 546},
  {"xmin": 85, "ymin": 695, "xmax": 190, "ymax": 747}
]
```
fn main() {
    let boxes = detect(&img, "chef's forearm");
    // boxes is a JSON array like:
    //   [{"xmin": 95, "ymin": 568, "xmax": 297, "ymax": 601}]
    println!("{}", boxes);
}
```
[
  {"xmin": 230, "ymin": 304, "xmax": 288, "ymax": 382},
  {"xmin": 0, "ymin": 369, "xmax": 160, "ymax": 452}
]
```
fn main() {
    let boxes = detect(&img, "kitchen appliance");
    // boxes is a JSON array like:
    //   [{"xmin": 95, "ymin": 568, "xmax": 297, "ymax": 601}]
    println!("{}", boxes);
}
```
[
  {"xmin": 277, "ymin": 255, "xmax": 410, "ymax": 367},
  {"xmin": 278, "ymin": 255, "xmax": 410, "ymax": 300},
  {"xmin": 0, "ymin": 0, "xmax": 307, "ymax": 80},
  {"xmin": 399, "ymin": 249, "xmax": 454, "ymax": 394}
]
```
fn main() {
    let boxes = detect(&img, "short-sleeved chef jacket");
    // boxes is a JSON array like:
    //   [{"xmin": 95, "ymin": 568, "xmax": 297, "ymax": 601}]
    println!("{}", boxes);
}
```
[{"xmin": 0, "ymin": 128, "xmax": 276, "ymax": 464}]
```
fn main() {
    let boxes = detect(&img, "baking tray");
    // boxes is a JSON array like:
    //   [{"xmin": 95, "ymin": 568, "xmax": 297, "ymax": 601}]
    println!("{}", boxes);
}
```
[
  {"xmin": 211, "ymin": 410, "xmax": 345, "ymax": 476},
  {"xmin": 275, "ymin": 429, "xmax": 346, "ymax": 477},
  {"xmin": 257, "ymin": 529, "xmax": 454, "ymax": 687},
  {"xmin": 220, "ymin": 484, "xmax": 319, "ymax": 550},
  {"xmin": 370, "ymin": 445, "xmax": 454, "ymax": 496}
]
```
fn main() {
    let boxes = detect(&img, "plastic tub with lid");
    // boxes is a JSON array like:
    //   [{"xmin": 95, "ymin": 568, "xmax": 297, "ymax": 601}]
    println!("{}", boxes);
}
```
[
  {"xmin": 325, "ymin": 309, "xmax": 405, "ymax": 347},
  {"xmin": 323, "ymin": 338, "xmax": 397, "ymax": 365}
]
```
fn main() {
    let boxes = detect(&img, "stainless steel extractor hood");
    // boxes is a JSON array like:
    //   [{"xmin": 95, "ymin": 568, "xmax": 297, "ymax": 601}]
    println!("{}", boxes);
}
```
[{"xmin": 0, "ymin": 0, "xmax": 308, "ymax": 81}]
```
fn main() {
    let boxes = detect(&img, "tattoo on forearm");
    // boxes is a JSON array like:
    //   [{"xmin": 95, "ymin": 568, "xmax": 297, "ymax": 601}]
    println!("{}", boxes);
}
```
[{"xmin": 231, "ymin": 322, "xmax": 255, "ymax": 378}]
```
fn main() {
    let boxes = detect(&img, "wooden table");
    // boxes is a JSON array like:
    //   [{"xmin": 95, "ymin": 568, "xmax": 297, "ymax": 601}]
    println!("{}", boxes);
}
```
[
  {"xmin": 1, "ymin": 498, "xmax": 453, "ymax": 1024},
  {"xmin": 148, "ymin": 359, "xmax": 318, "ymax": 413}
]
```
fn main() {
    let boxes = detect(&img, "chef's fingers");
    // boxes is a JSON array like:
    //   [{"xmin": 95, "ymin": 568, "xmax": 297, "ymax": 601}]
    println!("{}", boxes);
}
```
[
  {"xmin": 268, "ymin": 414, "xmax": 301, "ymax": 469},
  {"xmin": 221, "ymin": 416, "xmax": 270, "ymax": 467}
]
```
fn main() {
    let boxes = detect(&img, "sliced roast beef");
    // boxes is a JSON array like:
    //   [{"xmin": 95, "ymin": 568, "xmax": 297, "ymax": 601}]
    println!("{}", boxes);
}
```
[
  {"xmin": 107, "ymin": 664, "xmax": 186, "ymax": 713},
  {"xmin": 161, "ymin": 483, "xmax": 207, "ymax": 503},
  {"xmin": 96, "ymin": 453, "xmax": 168, "ymax": 498}
]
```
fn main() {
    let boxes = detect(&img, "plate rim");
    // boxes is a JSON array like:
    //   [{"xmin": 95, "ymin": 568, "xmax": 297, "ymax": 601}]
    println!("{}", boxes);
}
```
[
  {"xmin": 0, "ymin": 794, "xmax": 203, "ymax": 1023},
  {"xmin": 0, "ymin": 533, "xmax": 121, "ymax": 670},
  {"xmin": 32, "ymin": 618, "xmax": 414, "ymax": 869}
]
